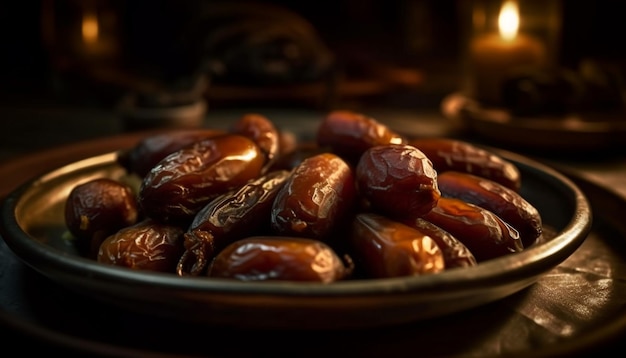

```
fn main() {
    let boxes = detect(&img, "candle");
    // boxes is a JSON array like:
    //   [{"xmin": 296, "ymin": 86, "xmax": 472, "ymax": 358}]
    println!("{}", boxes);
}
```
[{"xmin": 468, "ymin": 1, "xmax": 547, "ymax": 104}]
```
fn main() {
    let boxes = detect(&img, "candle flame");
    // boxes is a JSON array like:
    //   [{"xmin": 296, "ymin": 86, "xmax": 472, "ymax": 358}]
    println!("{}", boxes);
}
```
[
  {"xmin": 498, "ymin": 1, "xmax": 519, "ymax": 41},
  {"xmin": 82, "ymin": 11, "xmax": 99, "ymax": 44}
]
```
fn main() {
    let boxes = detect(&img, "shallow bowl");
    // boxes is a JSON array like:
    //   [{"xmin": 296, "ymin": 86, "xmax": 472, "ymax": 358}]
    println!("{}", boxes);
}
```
[{"xmin": 0, "ymin": 149, "xmax": 592, "ymax": 329}]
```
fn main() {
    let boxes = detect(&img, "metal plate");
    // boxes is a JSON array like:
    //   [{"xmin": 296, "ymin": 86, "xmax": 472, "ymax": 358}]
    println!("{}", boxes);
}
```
[
  {"xmin": 442, "ymin": 92, "xmax": 626, "ymax": 153},
  {"xmin": 0, "ymin": 145, "xmax": 591, "ymax": 331}
]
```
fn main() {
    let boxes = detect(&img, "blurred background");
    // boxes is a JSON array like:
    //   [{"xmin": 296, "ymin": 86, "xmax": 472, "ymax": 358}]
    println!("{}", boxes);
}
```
[
  {"xmin": 3, "ymin": 3, "xmax": 626, "ymax": 356},
  {"xmin": 0, "ymin": 0, "xmax": 625, "ymax": 158}
]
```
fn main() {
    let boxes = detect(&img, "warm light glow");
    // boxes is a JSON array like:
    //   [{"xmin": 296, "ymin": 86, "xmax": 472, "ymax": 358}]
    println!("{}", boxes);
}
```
[
  {"xmin": 82, "ymin": 11, "xmax": 99, "ymax": 44},
  {"xmin": 498, "ymin": 1, "xmax": 519, "ymax": 41}
]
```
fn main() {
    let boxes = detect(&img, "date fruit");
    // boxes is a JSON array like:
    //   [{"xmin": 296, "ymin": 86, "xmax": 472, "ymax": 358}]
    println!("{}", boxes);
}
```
[
  {"xmin": 403, "ymin": 217, "xmax": 477, "ymax": 269},
  {"xmin": 117, "ymin": 129, "xmax": 224, "ymax": 178},
  {"xmin": 139, "ymin": 134, "xmax": 265, "ymax": 226},
  {"xmin": 408, "ymin": 138, "xmax": 521, "ymax": 192},
  {"xmin": 65, "ymin": 178, "xmax": 140, "ymax": 258},
  {"xmin": 97, "ymin": 219, "xmax": 184, "ymax": 272},
  {"xmin": 437, "ymin": 171, "xmax": 542, "ymax": 247},
  {"xmin": 178, "ymin": 170, "xmax": 291, "ymax": 276},
  {"xmin": 350, "ymin": 213, "xmax": 445, "ymax": 278},
  {"xmin": 230, "ymin": 113, "xmax": 280, "ymax": 173},
  {"xmin": 271, "ymin": 152, "xmax": 357, "ymax": 242},
  {"xmin": 422, "ymin": 197, "xmax": 523, "ymax": 262},
  {"xmin": 207, "ymin": 236, "xmax": 352, "ymax": 282},
  {"xmin": 316, "ymin": 110, "xmax": 406, "ymax": 164},
  {"xmin": 356, "ymin": 144, "xmax": 440, "ymax": 219}
]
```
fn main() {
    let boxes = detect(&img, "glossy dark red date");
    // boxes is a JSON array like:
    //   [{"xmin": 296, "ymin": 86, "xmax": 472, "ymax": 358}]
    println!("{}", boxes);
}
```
[
  {"xmin": 437, "ymin": 171, "xmax": 542, "ymax": 247},
  {"xmin": 97, "ymin": 219, "xmax": 184, "ymax": 272},
  {"xmin": 271, "ymin": 152, "xmax": 357, "ymax": 242},
  {"xmin": 207, "ymin": 236, "xmax": 351, "ymax": 282},
  {"xmin": 316, "ymin": 110, "xmax": 406, "ymax": 164},
  {"xmin": 422, "ymin": 197, "xmax": 523, "ymax": 262},
  {"xmin": 139, "ymin": 134, "xmax": 265, "ymax": 226},
  {"xmin": 350, "ymin": 213, "xmax": 445, "ymax": 278},
  {"xmin": 356, "ymin": 144, "xmax": 441, "ymax": 219},
  {"xmin": 230, "ymin": 113, "xmax": 280, "ymax": 172},
  {"xmin": 64, "ymin": 178, "xmax": 140, "ymax": 258},
  {"xmin": 408, "ymin": 138, "xmax": 521, "ymax": 192}
]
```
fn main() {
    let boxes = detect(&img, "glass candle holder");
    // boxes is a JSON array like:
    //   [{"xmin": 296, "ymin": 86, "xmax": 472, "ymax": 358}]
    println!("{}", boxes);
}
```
[{"xmin": 459, "ymin": 0, "xmax": 562, "ymax": 105}]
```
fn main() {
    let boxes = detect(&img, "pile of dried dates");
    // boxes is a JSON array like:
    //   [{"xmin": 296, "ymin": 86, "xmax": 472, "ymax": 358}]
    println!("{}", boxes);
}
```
[{"xmin": 64, "ymin": 110, "xmax": 543, "ymax": 282}]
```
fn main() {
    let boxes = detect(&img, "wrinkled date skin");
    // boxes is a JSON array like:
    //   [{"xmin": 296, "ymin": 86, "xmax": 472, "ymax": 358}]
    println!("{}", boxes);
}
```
[
  {"xmin": 356, "ymin": 144, "xmax": 441, "ymax": 220},
  {"xmin": 178, "ymin": 170, "xmax": 291, "ymax": 276},
  {"xmin": 422, "ymin": 197, "xmax": 523, "ymax": 262},
  {"xmin": 230, "ymin": 113, "xmax": 280, "ymax": 172},
  {"xmin": 97, "ymin": 219, "xmax": 184, "ymax": 273},
  {"xmin": 207, "ymin": 236, "xmax": 352, "ymax": 282},
  {"xmin": 271, "ymin": 152, "xmax": 357, "ymax": 242},
  {"xmin": 139, "ymin": 134, "xmax": 265, "ymax": 226},
  {"xmin": 403, "ymin": 217, "xmax": 477, "ymax": 269},
  {"xmin": 350, "ymin": 213, "xmax": 445, "ymax": 278},
  {"xmin": 408, "ymin": 138, "xmax": 521, "ymax": 192},
  {"xmin": 117, "ymin": 129, "xmax": 224, "ymax": 178},
  {"xmin": 316, "ymin": 110, "xmax": 406, "ymax": 164},
  {"xmin": 438, "ymin": 171, "xmax": 542, "ymax": 247},
  {"xmin": 65, "ymin": 178, "xmax": 140, "ymax": 258}
]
